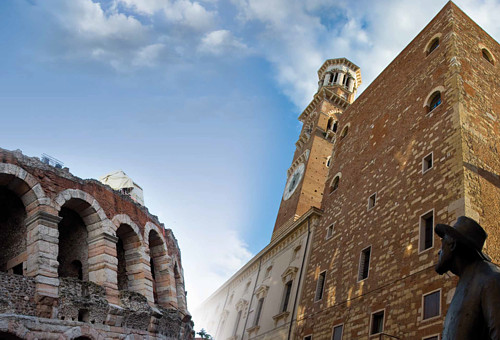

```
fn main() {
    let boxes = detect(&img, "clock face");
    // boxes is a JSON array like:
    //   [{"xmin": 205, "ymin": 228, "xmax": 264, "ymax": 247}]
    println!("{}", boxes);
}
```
[{"xmin": 283, "ymin": 163, "xmax": 305, "ymax": 201}]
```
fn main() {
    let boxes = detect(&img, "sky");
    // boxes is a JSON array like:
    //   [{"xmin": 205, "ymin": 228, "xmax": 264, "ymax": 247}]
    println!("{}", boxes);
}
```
[{"xmin": 2, "ymin": 0, "xmax": 500, "ymax": 330}]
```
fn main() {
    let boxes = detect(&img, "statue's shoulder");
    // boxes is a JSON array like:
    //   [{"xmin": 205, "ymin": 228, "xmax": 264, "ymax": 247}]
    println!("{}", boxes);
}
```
[{"xmin": 477, "ymin": 261, "xmax": 500, "ymax": 285}]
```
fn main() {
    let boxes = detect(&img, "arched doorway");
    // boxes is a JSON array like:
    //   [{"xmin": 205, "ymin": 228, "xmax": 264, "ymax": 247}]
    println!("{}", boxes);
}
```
[
  {"xmin": 0, "ymin": 186, "xmax": 27, "ymax": 275},
  {"xmin": 57, "ymin": 201, "xmax": 90, "ymax": 281},
  {"xmin": 116, "ymin": 223, "xmax": 141, "ymax": 291}
]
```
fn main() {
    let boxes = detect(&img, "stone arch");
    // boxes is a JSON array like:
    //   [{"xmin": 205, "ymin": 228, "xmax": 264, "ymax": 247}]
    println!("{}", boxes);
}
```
[
  {"xmin": 0, "ymin": 163, "xmax": 48, "ymax": 211},
  {"xmin": 423, "ymin": 86, "xmax": 445, "ymax": 112},
  {"xmin": 54, "ymin": 189, "xmax": 118, "ymax": 304},
  {"xmin": 61, "ymin": 325, "xmax": 104, "ymax": 340},
  {"xmin": 0, "ymin": 319, "xmax": 30, "ymax": 339},
  {"xmin": 112, "ymin": 215, "xmax": 148, "ymax": 295},
  {"xmin": 0, "ymin": 164, "xmax": 48, "ymax": 275},
  {"xmin": 144, "ymin": 222, "xmax": 174, "ymax": 307}
]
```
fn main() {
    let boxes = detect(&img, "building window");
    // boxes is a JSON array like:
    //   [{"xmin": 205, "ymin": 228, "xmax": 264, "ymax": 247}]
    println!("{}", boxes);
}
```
[
  {"xmin": 340, "ymin": 125, "xmax": 349, "ymax": 139},
  {"xmin": 326, "ymin": 156, "xmax": 332, "ymax": 168},
  {"xmin": 254, "ymin": 298, "xmax": 264, "ymax": 326},
  {"xmin": 358, "ymin": 246, "xmax": 371, "ymax": 281},
  {"xmin": 233, "ymin": 310, "xmax": 242, "ymax": 336},
  {"xmin": 330, "ymin": 175, "xmax": 341, "ymax": 193},
  {"xmin": 422, "ymin": 152, "xmax": 433, "ymax": 173},
  {"xmin": 367, "ymin": 193, "xmax": 376, "ymax": 210},
  {"xmin": 427, "ymin": 38, "xmax": 439, "ymax": 55},
  {"xmin": 332, "ymin": 324, "xmax": 343, "ymax": 340},
  {"xmin": 423, "ymin": 336, "xmax": 439, "ymax": 340},
  {"xmin": 315, "ymin": 271, "xmax": 326, "ymax": 301},
  {"xmin": 281, "ymin": 280, "xmax": 293, "ymax": 313},
  {"xmin": 370, "ymin": 310, "xmax": 384, "ymax": 335},
  {"xmin": 423, "ymin": 290, "xmax": 441, "ymax": 320},
  {"xmin": 428, "ymin": 92, "xmax": 442, "ymax": 112},
  {"xmin": 326, "ymin": 224, "xmax": 334, "ymax": 239},
  {"xmin": 482, "ymin": 48, "xmax": 494, "ymax": 64},
  {"xmin": 419, "ymin": 210, "xmax": 434, "ymax": 252}
]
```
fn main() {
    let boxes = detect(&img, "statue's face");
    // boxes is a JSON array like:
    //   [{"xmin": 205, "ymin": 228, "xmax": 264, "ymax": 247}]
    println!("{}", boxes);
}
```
[{"xmin": 435, "ymin": 235, "xmax": 455, "ymax": 275}]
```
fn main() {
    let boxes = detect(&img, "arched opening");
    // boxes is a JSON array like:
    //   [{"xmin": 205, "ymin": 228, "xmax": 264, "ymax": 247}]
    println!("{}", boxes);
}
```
[
  {"xmin": 149, "ymin": 230, "xmax": 165, "ymax": 304},
  {"xmin": 427, "ymin": 38, "xmax": 439, "ymax": 55},
  {"xmin": 58, "ymin": 204, "xmax": 89, "ymax": 280},
  {"xmin": 482, "ymin": 48, "xmax": 494, "ymax": 64},
  {"xmin": 0, "ymin": 332, "xmax": 24, "ymax": 340},
  {"xmin": 326, "ymin": 118, "xmax": 334, "ymax": 131},
  {"xmin": 428, "ymin": 91, "xmax": 442, "ymax": 112},
  {"xmin": 340, "ymin": 125, "xmax": 349, "ymax": 139},
  {"xmin": 0, "ymin": 186, "xmax": 27, "ymax": 274},
  {"xmin": 174, "ymin": 262, "xmax": 185, "ymax": 311},
  {"xmin": 330, "ymin": 175, "xmax": 340, "ymax": 193},
  {"xmin": 116, "ymin": 223, "xmax": 141, "ymax": 291}
]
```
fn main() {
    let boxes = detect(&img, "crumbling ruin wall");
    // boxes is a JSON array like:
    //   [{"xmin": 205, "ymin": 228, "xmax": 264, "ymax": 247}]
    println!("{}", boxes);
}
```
[{"xmin": 0, "ymin": 147, "xmax": 194, "ymax": 340}]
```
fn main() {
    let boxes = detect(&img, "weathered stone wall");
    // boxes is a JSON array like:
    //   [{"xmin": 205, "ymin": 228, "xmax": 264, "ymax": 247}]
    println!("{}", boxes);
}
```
[
  {"xmin": 0, "ymin": 147, "xmax": 194, "ymax": 339},
  {"xmin": 0, "ymin": 272, "xmax": 36, "ymax": 316},
  {"xmin": 295, "ymin": 3, "xmax": 485, "ymax": 340}
]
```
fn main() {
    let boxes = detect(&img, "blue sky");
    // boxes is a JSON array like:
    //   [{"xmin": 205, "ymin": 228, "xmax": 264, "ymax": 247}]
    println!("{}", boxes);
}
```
[{"xmin": 2, "ymin": 0, "xmax": 500, "ymax": 327}]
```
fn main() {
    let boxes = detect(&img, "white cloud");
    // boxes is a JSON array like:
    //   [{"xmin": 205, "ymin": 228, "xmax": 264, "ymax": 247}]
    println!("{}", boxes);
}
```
[
  {"xmin": 116, "ymin": 0, "xmax": 216, "ymax": 30},
  {"xmin": 132, "ymin": 43, "xmax": 166, "ymax": 67},
  {"xmin": 199, "ymin": 30, "xmax": 249, "ymax": 55}
]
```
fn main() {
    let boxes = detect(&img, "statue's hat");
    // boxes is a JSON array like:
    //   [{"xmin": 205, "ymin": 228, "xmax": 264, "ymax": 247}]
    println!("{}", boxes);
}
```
[{"xmin": 435, "ymin": 216, "xmax": 490, "ymax": 261}]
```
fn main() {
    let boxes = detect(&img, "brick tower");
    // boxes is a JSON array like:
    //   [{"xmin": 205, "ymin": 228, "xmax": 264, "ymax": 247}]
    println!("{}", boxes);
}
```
[
  {"xmin": 295, "ymin": 2, "xmax": 500, "ymax": 339},
  {"xmin": 272, "ymin": 59, "xmax": 362, "ymax": 239}
]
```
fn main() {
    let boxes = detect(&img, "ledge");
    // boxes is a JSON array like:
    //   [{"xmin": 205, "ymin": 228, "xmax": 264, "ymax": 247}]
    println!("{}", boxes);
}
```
[
  {"xmin": 246, "ymin": 325, "xmax": 260, "ymax": 334},
  {"xmin": 272, "ymin": 311, "xmax": 290, "ymax": 323}
]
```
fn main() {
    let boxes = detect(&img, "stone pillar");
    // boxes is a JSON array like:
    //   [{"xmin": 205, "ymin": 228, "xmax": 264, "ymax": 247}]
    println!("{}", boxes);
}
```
[
  {"xmin": 348, "ymin": 77, "xmax": 355, "ymax": 92},
  {"xmin": 125, "ymin": 245, "xmax": 152, "ymax": 299},
  {"xmin": 26, "ymin": 210, "xmax": 61, "ymax": 318},
  {"xmin": 88, "ymin": 232, "xmax": 120, "ymax": 305},
  {"xmin": 323, "ymin": 73, "xmax": 331, "ymax": 86},
  {"xmin": 337, "ymin": 72, "xmax": 345, "ymax": 85}
]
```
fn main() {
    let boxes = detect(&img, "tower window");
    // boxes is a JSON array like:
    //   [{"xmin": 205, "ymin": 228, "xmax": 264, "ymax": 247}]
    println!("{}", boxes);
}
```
[
  {"xmin": 427, "ymin": 38, "xmax": 439, "ymax": 55},
  {"xmin": 326, "ymin": 224, "xmax": 334, "ymax": 239},
  {"xmin": 423, "ymin": 290, "xmax": 441, "ymax": 320},
  {"xmin": 326, "ymin": 156, "xmax": 332, "ymax": 168},
  {"xmin": 482, "ymin": 48, "xmax": 494, "ymax": 64},
  {"xmin": 428, "ymin": 92, "xmax": 442, "ymax": 112},
  {"xmin": 332, "ymin": 324, "xmax": 343, "ymax": 340},
  {"xmin": 330, "ymin": 175, "xmax": 340, "ymax": 193},
  {"xmin": 314, "ymin": 271, "xmax": 326, "ymax": 301},
  {"xmin": 358, "ymin": 246, "xmax": 371, "ymax": 281},
  {"xmin": 419, "ymin": 210, "xmax": 434, "ymax": 252},
  {"xmin": 370, "ymin": 310, "xmax": 384, "ymax": 335},
  {"xmin": 367, "ymin": 193, "xmax": 377, "ymax": 210},
  {"xmin": 333, "ymin": 73, "xmax": 339, "ymax": 83},
  {"xmin": 340, "ymin": 125, "xmax": 349, "ymax": 139},
  {"xmin": 422, "ymin": 152, "xmax": 433, "ymax": 173}
]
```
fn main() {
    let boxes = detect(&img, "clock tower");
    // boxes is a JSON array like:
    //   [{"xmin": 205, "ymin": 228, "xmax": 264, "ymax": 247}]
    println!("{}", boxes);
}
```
[{"xmin": 272, "ymin": 58, "xmax": 362, "ymax": 239}]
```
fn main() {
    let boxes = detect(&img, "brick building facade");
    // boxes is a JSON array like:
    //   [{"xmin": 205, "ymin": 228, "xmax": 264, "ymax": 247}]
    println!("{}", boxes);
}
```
[
  {"xmin": 0, "ymin": 148, "xmax": 194, "ymax": 339},
  {"xmin": 197, "ymin": 2, "xmax": 500, "ymax": 339}
]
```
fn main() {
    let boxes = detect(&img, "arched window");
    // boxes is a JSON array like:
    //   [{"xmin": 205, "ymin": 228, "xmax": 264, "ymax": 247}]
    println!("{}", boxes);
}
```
[
  {"xmin": 330, "ymin": 175, "xmax": 340, "ymax": 193},
  {"xmin": 326, "ymin": 156, "xmax": 332, "ymax": 168},
  {"xmin": 427, "ymin": 38, "xmax": 439, "ymax": 55},
  {"xmin": 327, "ymin": 118, "xmax": 334, "ymax": 131},
  {"xmin": 428, "ymin": 92, "xmax": 442, "ymax": 112},
  {"xmin": 340, "ymin": 125, "xmax": 349, "ymax": 139},
  {"xmin": 482, "ymin": 48, "xmax": 494, "ymax": 64}
]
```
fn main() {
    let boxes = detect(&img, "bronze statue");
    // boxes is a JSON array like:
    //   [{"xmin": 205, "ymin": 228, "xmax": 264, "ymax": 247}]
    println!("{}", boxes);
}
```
[{"xmin": 435, "ymin": 216, "xmax": 500, "ymax": 339}]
